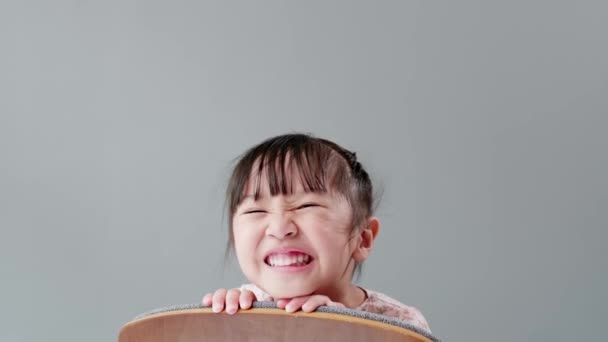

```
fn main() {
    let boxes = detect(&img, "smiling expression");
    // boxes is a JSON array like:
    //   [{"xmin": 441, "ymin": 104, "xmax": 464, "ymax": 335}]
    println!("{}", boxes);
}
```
[{"xmin": 232, "ymin": 169, "xmax": 359, "ymax": 299}]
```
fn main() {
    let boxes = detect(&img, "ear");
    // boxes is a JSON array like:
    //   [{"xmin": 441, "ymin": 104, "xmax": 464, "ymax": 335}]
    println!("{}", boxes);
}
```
[{"xmin": 352, "ymin": 217, "xmax": 380, "ymax": 262}]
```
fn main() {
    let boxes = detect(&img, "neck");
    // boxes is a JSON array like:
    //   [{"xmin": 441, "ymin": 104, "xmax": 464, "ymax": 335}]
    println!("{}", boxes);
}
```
[
  {"xmin": 313, "ymin": 259, "xmax": 367, "ymax": 308},
  {"xmin": 314, "ymin": 282, "xmax": 367, "ymax": 309}
]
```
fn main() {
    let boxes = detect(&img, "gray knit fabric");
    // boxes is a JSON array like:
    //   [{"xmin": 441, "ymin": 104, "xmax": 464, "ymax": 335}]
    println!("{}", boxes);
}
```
[{"xmin": 133, "ymin": 302, "xmax": 440, "ymax": 342}]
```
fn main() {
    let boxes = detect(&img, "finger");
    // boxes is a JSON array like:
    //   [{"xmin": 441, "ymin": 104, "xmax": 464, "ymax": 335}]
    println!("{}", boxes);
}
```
[
  {"xmin": 212, "ymin": 288, "xmax": 227, "ymax": 313},
  {"xmin": 276, "ymin": 298, "xmax": 289, "ymax": 309},
  {"xmin": 239, "ymin": 289, "xmax": 255, "ymax": 310},
  {"xmin": 285, "ymin": 296, "xmax": 311, "ymax": 313},
  {"xmin": 301, "ymin": 296, "xmax": 330, "ymax": 313},
  {"xmin": 202, "ymin": 293, "xmax": 213, "ymax": 306},
  {"xmin": 225, "ymin": 289, "xmax": 241, "ymax": 314}
]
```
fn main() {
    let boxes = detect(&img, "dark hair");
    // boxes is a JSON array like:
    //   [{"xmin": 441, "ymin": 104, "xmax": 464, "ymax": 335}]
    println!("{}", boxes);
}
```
[{"xmin": 225, "ymin": 133, "xmax": 375, "ymax": 278}]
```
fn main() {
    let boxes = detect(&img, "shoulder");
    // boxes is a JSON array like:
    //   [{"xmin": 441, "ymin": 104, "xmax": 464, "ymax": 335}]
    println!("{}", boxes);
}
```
[{"xmin": 357, "ymin": 288, "xmax": 432, "ymax": 333}]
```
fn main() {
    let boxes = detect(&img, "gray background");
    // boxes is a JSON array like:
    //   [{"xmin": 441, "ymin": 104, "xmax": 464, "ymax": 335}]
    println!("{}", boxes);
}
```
[{"xmin": 1, "ymin": 1, "xmax": 606, "ymax": 341}]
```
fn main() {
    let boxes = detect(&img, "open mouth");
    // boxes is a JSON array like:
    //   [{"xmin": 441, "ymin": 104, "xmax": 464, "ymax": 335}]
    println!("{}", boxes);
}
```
[{"xmin": 264, "ymin": 252, "xmax": 314, "ymax": 267}]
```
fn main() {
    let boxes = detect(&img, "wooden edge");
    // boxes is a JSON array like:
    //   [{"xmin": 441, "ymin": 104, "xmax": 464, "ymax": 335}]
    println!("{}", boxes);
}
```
[{"xmin": 119, "ymin": 308, "xmax": 433, "ymax": 342}]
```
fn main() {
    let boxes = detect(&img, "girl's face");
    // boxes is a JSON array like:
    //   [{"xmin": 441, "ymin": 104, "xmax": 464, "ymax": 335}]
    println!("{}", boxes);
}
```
[{"xmin": 232, "ymin": 170, "xmax": 359, "ymax": 299}]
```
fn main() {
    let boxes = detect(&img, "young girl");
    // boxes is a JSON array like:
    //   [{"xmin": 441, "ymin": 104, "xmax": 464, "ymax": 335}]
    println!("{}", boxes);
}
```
[{"xmin": 202, "ymin": 133, "xmax": 431, "ymax": 332}]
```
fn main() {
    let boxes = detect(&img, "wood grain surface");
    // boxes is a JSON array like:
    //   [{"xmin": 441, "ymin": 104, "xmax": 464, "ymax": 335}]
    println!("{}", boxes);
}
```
[{"xmin": 119, "ymin": 308, "xmax": 433, "ymax": 342}]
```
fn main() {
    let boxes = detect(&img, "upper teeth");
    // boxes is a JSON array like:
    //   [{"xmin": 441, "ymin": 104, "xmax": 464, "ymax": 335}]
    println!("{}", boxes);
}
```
[{"xmin": 267, "ymin": 254, "xmax": 310, "ymax": 267}]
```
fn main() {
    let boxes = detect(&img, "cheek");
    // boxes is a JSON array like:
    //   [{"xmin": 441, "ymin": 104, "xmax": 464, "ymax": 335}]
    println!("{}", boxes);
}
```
[
  {"xmin": 303, "ymin": 222, "xmax": 352, "ymax": 253},
  {"xmin": 298, "ymin": 211, "xmax": 351, "ymax": 237},
  {"xmin": 233, "ymin": 232, "xmax": 256, "ymax": 269},
  {"xmin": 233, "ymin": 220, "xmax": 263, "ymax": 253},
  {"xmin": 233, "ymin": 228, "xmax": 251, "ymax": 249},
  {"xmin": 297, "ymin": 210, "xmax": 333, "ymax": 226}
]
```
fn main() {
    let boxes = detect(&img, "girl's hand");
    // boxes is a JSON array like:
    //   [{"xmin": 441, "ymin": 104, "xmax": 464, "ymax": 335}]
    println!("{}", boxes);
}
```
[
  {"xmin": 277, "ymin": 295, "xmax": 345, "ymax": 313},
  {"xmin": 201, "ymin": 288, "xmax": 256, "ymax": 315}
]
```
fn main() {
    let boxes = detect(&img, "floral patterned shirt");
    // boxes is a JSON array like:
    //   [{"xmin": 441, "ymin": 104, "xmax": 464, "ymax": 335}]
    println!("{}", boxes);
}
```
[{"xmin": 239, "ymin": 283, "xmax": 431, "ymax": 333}]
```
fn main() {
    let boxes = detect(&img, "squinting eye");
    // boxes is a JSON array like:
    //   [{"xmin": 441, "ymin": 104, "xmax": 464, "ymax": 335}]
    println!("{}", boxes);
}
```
[
  {"xmin": 243, "ymin": 209, "xmax": 266, "ymax": 215},
  {"xmin": 297, "ymin": 203, "xmax": 320, "ymax": 210}
]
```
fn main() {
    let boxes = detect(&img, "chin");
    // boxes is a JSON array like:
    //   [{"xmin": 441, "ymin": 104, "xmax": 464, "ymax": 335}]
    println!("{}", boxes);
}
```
[{"xmin": 265, "ymin": 284, "xmax": 314, "ymax": 299}]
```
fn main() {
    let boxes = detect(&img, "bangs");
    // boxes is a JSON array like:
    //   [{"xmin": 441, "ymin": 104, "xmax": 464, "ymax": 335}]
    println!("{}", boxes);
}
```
[{"xmin": 227, "ymin": 135, "xmax": 352, "ymax": 212}]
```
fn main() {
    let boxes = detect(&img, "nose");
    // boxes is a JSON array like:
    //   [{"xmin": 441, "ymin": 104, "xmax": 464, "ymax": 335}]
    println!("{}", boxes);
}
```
[{"xmin": 266, "ymin": 212, "xmax": 297, "ymax": 239}]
